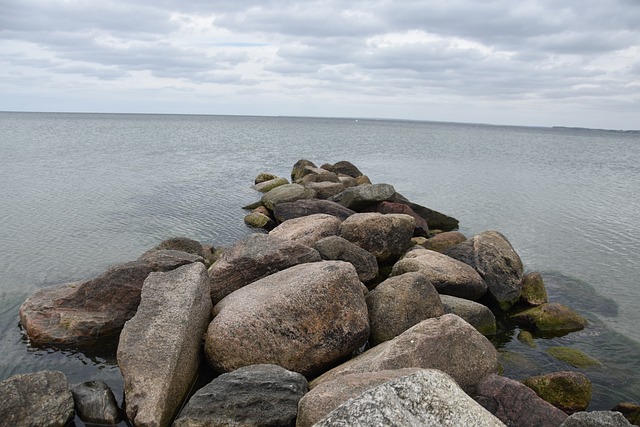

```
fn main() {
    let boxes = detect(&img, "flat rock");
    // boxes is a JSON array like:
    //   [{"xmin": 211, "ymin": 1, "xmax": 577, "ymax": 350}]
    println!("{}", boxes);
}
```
[
  {"xmin": 314, "ymin": 235, "xmax": 378, "ymax": 282},
  {"xmin": 303, "ymin": 181, "xmax": 346, "ymax": 199},
  {"xmin": 117, "ymin": 263, "xmax": 212, "ymax": 427},
  {"xmin": 0, "ymin": 370, "xmax": 74, "ymax": 427},
  {"xmin": 475, "ymin": 374, "xmax": 568, "ymax": 427},
  {"xmin": 313, "ymin": 369, "xmax": 505, "ymax": 427},
  {"xmin": 173, "ymin": 364, "xmax": 307, "ymax": 427},
  {"xmin": 253, "ymin": 176, "xmax": 289, "ymax": 193},
  {"xmin": 390, "ymin": 192, "xmax": 459, "ymax": 231},
  {"xmin": 440, "ymin": 295, "xmax": 496, "ymax": 335},
  {"xmin": 328, "ymin": 183, "xmax": 396, "ymax": 210},
  {"xmin": 70, "ymin": 380, "xmax": 120, "ymax": 425},
  {"xmin": 339, "ymin": 212, "xmax": 415, "ymax": 263},
  {"xmin": 510, "ymin": 302, "xmax": 587, "ymax": 335},
  {"xmin": 310, "ymin": 313, "xmax": 499, "ymax": 394},
  {"xmin": 560, "ymin": 411, "xmax": 632, "ymax": 426},
  {"xmin": 520, "ymin": 271, "xmax": 549, "ymax": 306},
  {"xmin": 522, "ymin": 371, "xmax": 592, "ymax": 415},
  {"xmin": 273, "ymin": 199, "xmax": 355, "ymax": 223},
  {"xmin": 261, "ymin": 183, "xmax": 316, "ymax": 211},
  {"xmin": 205, "ymin": 261, "xmax": 370, "ymax": 377},
  {"xmin": 422, "ymin": 231, "xmax": 467, "ymax": 252},
  {"xmin": 269, "ymin": 213, "xmax": 341, "ymax": 246},
  {"xmin": 208, "ymin": 233, "xmax": 322, "ymax": 304},
  {"xmin": 366, "ymin": 272, "xmax": 444, "ymax": 345},
  {"xmin": 445, "ymin": 231, "xmax": 524, "ymax": 310},
  {"xmin": 392, "ymin": 249, "xmax": 488, "ymax": 300}
]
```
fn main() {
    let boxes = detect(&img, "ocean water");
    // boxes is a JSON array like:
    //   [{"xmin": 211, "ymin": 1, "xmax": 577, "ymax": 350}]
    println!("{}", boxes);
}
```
[{"xmin": 1, "ymin": 112, "xmax": 639, "ymax": 416}]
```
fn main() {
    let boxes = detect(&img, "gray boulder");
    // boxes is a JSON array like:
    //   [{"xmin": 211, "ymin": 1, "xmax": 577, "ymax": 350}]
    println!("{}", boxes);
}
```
[
  {"xmin": 560, "ymin": 411, "xmax": 632, "ymax": 426},
  {"xmin": 339, "ymin": 212, "xmax": 415, "ymax": 263},
  {"xmin": 313, "ymin": 369, "xmax": 505, "ymax": 427},
  {"xmin": 254, "ymin": 172, "xmax": 279, "ymax": 184},
  {"xmin": 303, "ymin": 181, "xmax": 346, "ymax": 199},
  {"xmin": 173, "ymin": 364, "xmax": 307, "ymax": 427},
  {"xmin": 314, "ymin": 235, "xmax": 378, "ymax": 282},
  {"xmin": 367, "ymin": 272, "xmax": 444, "ymax": 345},
  {"xmin": 253, "ymin": 176, "xmax": 290, "ymax": 193},
  {"xmin": 269, "ymin": 213, "xmax": 342, "ymax": 246},
  {"xmin": 392, "ymin": 249, "xmax": 487, "ymax": 300},
  {"xmin": 117, "ymin": 263, "xmax": 212, "ymax": 427},
  {"xmin": 208, "ymin": 233, "xmax": 322, "ymax": 304},
  {"xmin": 445, "ymin": 231, "xmax": 524, "ymax": 310},
  {"xmin": 440, "ymin": 295, "xmax": 496, "ymax": 335},
  {"xmin": 70, "ymin": 380, "xmax": 120, "ymax": 425},
  {"xmin": 390, "ymin": 192, "xmax": 459, "ymax": 231},
  {"xmin": 261, "ymin": 183, "xmax": 316, "ymax": 211},
  {"xmin": 300, "ymin": 167, "xmax": 341, "ymax": 183},
  {"xmin": 310, "ymin": 313, "xmax": 499, "ymax": 394},
  {"xmin": 205, "ymin": 261, "xmax": 369, "ymax": 377},
  {"xmin": 291, "ymin": 159, "xmax": 317, "ymax": 182},
  {"xmin": 328, "ymin": 183, "xmax": 396, "ymax": 210},
  {"xmin": 422, "ymin": 231, "xmax": 467, "ymax": 253},
  {"xmin": 327, "ymin": 160, "xmax": 364, "ymax": 178},
  {"xmin": 273, "ymin": 199, "xmax": 355, "ymax": 223},
  {"xmin": 0, "ymin": 370, "xmax": 74, "ymax": 427},
  {"xmin": 475, "ymin": 374, "xmax": 568, "ymax": 427}
]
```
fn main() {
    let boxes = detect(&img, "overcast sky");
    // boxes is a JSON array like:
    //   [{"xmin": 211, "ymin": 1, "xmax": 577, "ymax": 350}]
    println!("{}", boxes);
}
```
[{"xmin": 1, "ymin": 0, "xmax": 639, "ymax": 129}]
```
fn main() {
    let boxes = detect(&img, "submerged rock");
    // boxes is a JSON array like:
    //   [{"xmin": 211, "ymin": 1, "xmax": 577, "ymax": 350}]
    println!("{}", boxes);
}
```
[
  {"xmin": 546, "ymin": 347, "xmax": 601, "ymax": 368},
  {"xmin": 522, "ymin": 371, "xmax": 592, "ymax": 415},
  {"xmin": 71, "ymin": 380, "xmax": 120, "ymax": 425},
  {"xmin": 510, "ymin": 302, "xmax": 588, "ymax": 335}
]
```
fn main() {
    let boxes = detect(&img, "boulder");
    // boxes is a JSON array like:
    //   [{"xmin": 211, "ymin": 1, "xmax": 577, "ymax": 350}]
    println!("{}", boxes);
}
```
[
  {"xmin": 355, "ymin": 175, "xmax": 372, "ymax": 185},
  {"xmin": 208, "ymin": 233, "xmax": 322, "ymax": 304},
  {"xmin": 297, "ymin": 368, "xmax": 424, "ymax": 427},
  {"xmin": 261, "ymin": 183, "xmax": 316, "ymax": 211},
  {"xmin": 560, "ymin": 411, "xmax": 632, "ymax": 426},
  {"xmin": 510, "ymin": 303, "xmax": 587, "ymax": 335},
  {"xmin": 273, "ymin": 199, "xmax": 355, "ymax": 223},
  {"xmin": 363, "ymin": 201, "xmax": 430, "ymax": 237},
  {"xmin": 518, "ymin": 330, "xmax": 537, "ymax": 347},
  {"xmin": 142, "ymin": 237, "xmax": 206, "ymax": 259},
  {"xmin": 254, "ymin": 171, "xmax": 279, "ymax": 184},
  {"xmin": 310, "ymin": 313, "xmax": 499, "ymax": 394},
  {"xmin": 328, "ymin": 160, "xmax": 364, "ymax": 178},
  {"xmin": 0, "ymin": 370, "xmax": 74, "ymax": 427},
  {"xmin": 445, "ymin": 231, "xmax": 524, "ymax": 310},
  {"xmin": 422, "ymin": 231, "xmax": 467, "ymax": 253},
  {"xmin": 243, "ymin": 211, "xmax": 276, "ymax": 230},
  {"xmin": 303, "ymin": 181, "xmax": 346, "ymax": 199},
  {"xmin": 612, "ymin": 403, "xmax": 640, "ymax": 426},
  {"xmin": 314, "ymin": 236, "xmax": 378, "ymax": 282},
  {"xmin": 205, "ymin": 261, "xmax": 370, "ymax": 377},
  {"xmin": 366, "ymin": 272, "xmax": 444, "ymax": 345},
  {"xmin": 291, "ymin": 159, "xmax": 317, "ymax": 182},
  {"xmin": 440, "ymin": 295, "xmax": 496, "ymax": 335},
  {"xmin": 338, "ymin": 175, "xmax": 358, "ymax": 188},
  {"xmin": 313, "ymin": 369, "xmax": 505, "ymax": 427},
  {"xmin": 339, "ymin": 212, "xmax": 415, "ymax": 263},
  {"xmin": 269, "ymin": 213, "xmax": 341, "ymax": 246},
  {"xmin": 389, "ymin": 192, "xmax": 459, "ymax": 231},
  {"xmin": 253, "ymin": 176, "xmax": 289, "ymax": 193},
  {"xmin": 522, "ymin": 371, "xmax": 592, "ymax": 414},
  {"xmin": 173, "ymin": 364, "xmax": 307, "ymax": 427},
  {"xmin": 117, "ymin": 263, "xmax": 212, "ymax": 427},
  {"xmin": 328, "ymin": 183, "xmax": 396, "ymax": 210},
  {"xmin": 391, "ymin": 249, "xmax": 487, "ymax": 300},
  {"xmin": 70, "ymin": 380, "xmax": 120, "ymax": 425},
  {"xmin": 520, "ymin": 271, "xmax": 549, "ymax": 306},
  {"xmin": 300, "ymin": 168, "xmax": 341, "ymax": 183},
  {"xmin": 19, "ymin": 250, "xmax": 201, "ymax": 346},
  {"xmin": 475, "ymin": 374, "xmax": 568, "ymax": 427}
]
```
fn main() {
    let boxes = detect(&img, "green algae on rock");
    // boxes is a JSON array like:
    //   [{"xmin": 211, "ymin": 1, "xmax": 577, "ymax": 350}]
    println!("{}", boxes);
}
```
[
  {"xmin": 510, "ymin": 302, "xmax": 587, "ymax": 335},
  {"xmin": 517, "ymin": 330, "xmax": 537, "ymax": 348},
  {"xmin": 547, "ymin": 347, "xmax": 601, "ymax": 368},
  {"xmin": 522, "ymin": 371, "xmax": 592, "ymax": 414}
]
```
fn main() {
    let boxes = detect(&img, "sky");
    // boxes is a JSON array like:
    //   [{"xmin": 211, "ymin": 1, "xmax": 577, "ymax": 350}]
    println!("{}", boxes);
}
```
[{"xmin": 1, "ymin": 0, "xmax": 639, "ymax": 130}]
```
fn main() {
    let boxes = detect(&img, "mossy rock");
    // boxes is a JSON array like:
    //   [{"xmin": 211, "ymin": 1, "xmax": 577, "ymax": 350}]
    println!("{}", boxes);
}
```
[
  {"xmin": 519, "ymin": 271, "xmax": 548, "ymax": 306},
  {"xmin": 244, "ymin": 212, "xmax": 276, "ymax": 230},
  {"xmin": 547, "ymin": 347, "xmax": 601, "ymax": 368},
  {"xmin": 498, "ymin": 350, "xmax": 540, "ymax": 372},
  {"xmin": 254, "ymin": 172, "xmax": 280, "ymax": 184},
  {"xmin": 510, "ymin": 302, "xmax": 587, "ymax": 335},
  {"xmin": 612, "ymin": 402, "xmax": 640, "ymax": 425},
  {"xmin": 253, "ymin": 177, "xmax": 290, "ymax": 193},
  {"xmin": 517, "ymin": 330, "xmax": 536, "ymax": 348},
  {"xmin": 522, "ymin": 371, "xmax": 592, "ymax": 414}
]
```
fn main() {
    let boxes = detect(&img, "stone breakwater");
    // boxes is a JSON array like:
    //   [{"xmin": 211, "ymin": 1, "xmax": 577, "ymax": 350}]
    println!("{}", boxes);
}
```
[{"xmin": 3, "ymin": 159, "xmax": 639, "ymax": 427}]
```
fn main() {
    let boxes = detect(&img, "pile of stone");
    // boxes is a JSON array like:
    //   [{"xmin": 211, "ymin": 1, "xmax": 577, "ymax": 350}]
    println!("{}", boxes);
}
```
[{"xmin": 4, "ymin": 160, "xmax": 637, "ymax": 427}]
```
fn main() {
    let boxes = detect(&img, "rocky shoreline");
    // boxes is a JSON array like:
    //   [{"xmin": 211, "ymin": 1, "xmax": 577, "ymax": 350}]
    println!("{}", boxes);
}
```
[{"xmin": 2, "ymin": 160, "xmax": 639, "ymax": 426}]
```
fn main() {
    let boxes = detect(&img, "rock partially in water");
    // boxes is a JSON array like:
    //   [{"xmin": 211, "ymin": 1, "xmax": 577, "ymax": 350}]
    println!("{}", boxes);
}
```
[
  {"xmin": 291, "ymin": 159, "xmax": 317, "ymax": 182},
  {"xmin": 440, "ymin": 294, "xmax": 496, "ymax": 335},
  {"xmin": 254, "ymin": 171, "xmax": 279, "ymax": 184},
  {"xmin": 0, "ymin": 370, "xmax": 74, "ymax": 427},
  {"xmin": 244, "ymin": 211, "xmax": 276, "ymax": 230},
  {"xmin": 269, "ymin": 213, "xmax": 341, "ymax": 246},
  {"xmin": 71, "ymin": 380, "xmax": 120, "ymax": 425},
  {"xmin": 363, "ymin": 201, "xmax": 430, "ymax": 237},
  {"xmin": 547, "ymin": 347, "xmax": 601, "ymax": 368},
  {"xmin": 261, "ymin": 183, "xmax": 316, "ymax": 211},
  {"xmin": 612, "ymin": 402, "xmax": 640, "ymax": 426},
  {"xmin": 253, "ymin": 176, "xmax": 289, "ymax": 193},
  {"xmin": 314, "ymin": 235, "xmax": 378, "ymax": 282},
  {"xmin": 273, "ymin": 199, "xmax": 355, "ymax": 223},
  {"xmin": 559, "ymin": 411, "xmax": 632, "ymax": 426},
  {"xmin": 326, "ymin": 160, "xmax": 364, "ymax": 178},
  {"xmin": 389, "ymin": 192, "xmax": 460, "ymax": 231},
  {"xmin": 328, "ymin": 183, "xmax": 397, "ymax": 211},
  {"xmin": 520, "ymin": 271, "xmax": 549, "ymax": 306},
  {"xmin": 510, "ymin": 302, "xmax": 588, "ymax": 335},
  {"xmin": 141, "ymin": 236, "xmax": 206, "ymax": 259},
  {"xmin": 522, "ymin": 371, "xmax": 592, "ymax": 415}
]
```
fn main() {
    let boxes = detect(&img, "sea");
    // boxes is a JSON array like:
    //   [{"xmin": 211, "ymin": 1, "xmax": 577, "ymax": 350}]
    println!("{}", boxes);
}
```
[{"xmin": 1, "ymin": 112, "xmax": 639, "ymax": 419}]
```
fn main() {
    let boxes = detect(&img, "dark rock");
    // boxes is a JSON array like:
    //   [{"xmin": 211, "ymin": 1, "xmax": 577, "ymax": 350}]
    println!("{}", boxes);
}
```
[
  {"xmin": 363, "ymin": 201, "xmax": 430, "ymax": 237},
  {"xmin": 328, "ymin": 183, "xmax": 396, "ymax": 210},
  {"xmin": 510, "ymin": 303, "xmax": 588, "ymax": 335},
  {"xmin": 261, "ymin": 184, "xmax": 316, "ymax": 211},
  {"xmin": 117, "ymin": 263, "xmax": 212, "ymax": 427},
  {"xmin": 273, "ymin": 199, "xmax": 355, "ymax": 223},
  {"xmin": 302, "ymin": 181, "xmax": 346, "ymax": 199},
  {"xmin": 355, "ymin": 175, "xmax": 372, "ymax": 185},
  {"xmin": 559, "ymin": 411, "xmax": 632, "ymax": 426},
  {"xmin": 291, "ymin": 159, "xmax": 317, "ymax": 182},
  {"xmin": 142, "ymin": 236, "xmax": 206, "ymax": 258},
  {"xmin": 475, "ymin": 374, "xmax": 568, "ymax": 427},
  {"xmin": 314, "ymin": 235, "xmax": 378, "ymax": 282},
  {"xmin": 300, "ymin": 168, "xmax": 341, "ymax": 183},
  {"xmin": 208, "ymin": 233, "xmax": 322, "ymax": 304},
  {"xmin": 0, "ymin": 370, "xmax": 74, "ymax": 427},
  {"xmin": 612, "ymin": 402, "xmax": 640, "ymax": 425},
  {"xmin": 422, "ymin": 231, "xmax": 467, "ymax": 252},
  {"xmin": 328, "ymin": 160, "xmax": 364, "ymax": 178},
  {"xmin": 269, "ymin": 213, "xmax": 341, "ymax": 246},
  {"xmin": 205, "ymin": 261, "xmax": 370, "ymax": 377},
  {"xmin": 520, "ymin": 271, "xmax": 549, "ymax": 306},
  {"xmin": 522, "ymin": 371, "xmax": 592, "ymax": 414},
  {"xmin": 71, "ymin": 380, "xmax": 120, "ymax": 425},
  {"xmin": 173, "ymin": 364, "xmax": 307, "ymax": 427},
  {"xmin": 440, "ymin": 295, "xmax": 496, "ymax": 335},
  {"xmin": 254, "ymin": 171, "xmax": 279, "ymax": 184},
  {"xmin": 390, "ymin": 192, "xmax": 459, "ymax": 231},
  {"xmin": 366, "ymin": 272, "xmax": 444, "ymax": 345},
  {"xmin": 137, "ymin": 249, "xmax": 203, "ymax": 270}
]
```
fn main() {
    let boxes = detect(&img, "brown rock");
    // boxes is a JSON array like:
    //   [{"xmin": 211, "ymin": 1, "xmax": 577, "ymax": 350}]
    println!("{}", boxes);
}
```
[
  {"xmin": 302, "ymin": 181, "xmax": 346, "ymax": 199},
  {"xmin": 422, "ymin": 231, "xmax": 467, "ymax": 252},
  {"xmin": 273, "ymin": 199, "xmax": 355, "ymax": 223},
  {"xmin": 389, "ymin": 192, "xmax": 459, "ymax": 231},
  {"xmin": 291, "ymin": 159, "xmax": 317, "ymax": 182},
  {"xmin": 314, "ymin": 236, "xmax": 378, "ymax": 282},
  {"xmin": 328, "ymin": 160, "xmax": 364, "ymax": 178},
  {"xmin": 363, "ymin": 201, "xmax": 430, "ymax": 237},
  {"xmin": 269, "ymin": 213, "xmax": 341, "ymax": 246}
]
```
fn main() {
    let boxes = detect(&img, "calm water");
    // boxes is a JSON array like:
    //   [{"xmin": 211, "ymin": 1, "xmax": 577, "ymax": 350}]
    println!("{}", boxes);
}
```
[{"xmin": 1, "ymin": 112, "xmax": 639, "ymax": 414}]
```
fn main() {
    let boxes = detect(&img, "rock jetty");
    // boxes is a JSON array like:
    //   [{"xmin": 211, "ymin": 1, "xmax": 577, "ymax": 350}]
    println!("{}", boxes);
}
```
[{"xmin": 5, "ymin": 159, "xmax": 635, "ymax": 427}]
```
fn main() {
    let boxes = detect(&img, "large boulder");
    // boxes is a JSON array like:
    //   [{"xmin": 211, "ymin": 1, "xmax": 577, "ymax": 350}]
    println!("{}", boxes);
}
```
[
  {"xmin": 207, "ymin": 233, "xmax": 322, "ymax": 304},
  {"xmin": 510, "ymin": 303, "xmax": 588, "ymax": 335},
  {"xmin": 117, "ymin": 263, "xmax": 212, "ymax": 427},
  {"xmin": 445, "ymin": 231, "xmax": 524, "ymax": 310},
  {"xmin": 261, "ymin": 183, "xmax": 316, "ymax": 211},
  {"xmin": 440, "ymin": 295, "xmax": 496, "ymax": 335},
  {"xmin": 314, "ymin": 235, "xmax": 378, "ymax": 282},
  {"xmin": 313, "ymin": 369, "xmax": 505, "ymax": 427},
  {"xmin": 310, "ymin": 313, "xmax": 499, "ymax": 394},
  {"xmin": 475, "ymin": 374, "xmax": 568, "ymax": 427},
  {"xmin": 70, "ymin": 380, "xmax": 120, "ymax": 425},
  {"xmin": 363, "ymin": 201, "xmax": 430, "ymax": 237},
  {"xmin": 422, "ymin": 231, "xmax": 467, "ymax": 253},
  {"xmin": 291, "ymin": 159, "xmax": 317, "ymax": 182},
  {"xmin": 0, "ymin": 370, "xmax": 75, "ymax": 427},
  {"xmin": 389, "ymin": 192, "xmax": 459, "ymax": 231},
  {"xmin": 302, "ymin": 181, "xmax": 346, "ymax": 199},
  {"xmin": 560, "ymin": 411, "xmax": 632, "ymax": 426},
  {"xmin": 391, "ymin": 248, "xmax": 487, "ymax": 300},
  {"xmin": 273, "ymin": 199, "xmax": 355, "ymax": 223},
  {"xmin": 173, "ymin": 365, "xmax": 307, "ymax": 427},
  {"xmin": 339, "ymin": 212, "xmax": 415, "ymax": 263},
  {"xmin": 522, "ymin": 371, "xmax": 592, "ymax": 415},
  {"xmin": 328, "ymin": 183, "xmax": 396, "ymax": 210},
  {"xmin": 612, "ymin": 403, "xmax": 640, "ymax": 426},
  {"xmin": 366, "ymin": 272, "xmax": 444, "ymax": 345},
  {"xmin": 19, "ymin": 250, "xmax": 201, "ymax": 346},
  {"xmin": 297, "ymin": 368, "xmax": 424, "ymax": 427},
  {"xmin": 269, "ymin": 213, "xmax": 341, "ymax": 246},
  {"xmin": 205, "ymin": 261, "xmax": 370, "ymax": 377},
  {"xmin": 327, "ymin": 160, "xmax": 364, "ymax": 178}
]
